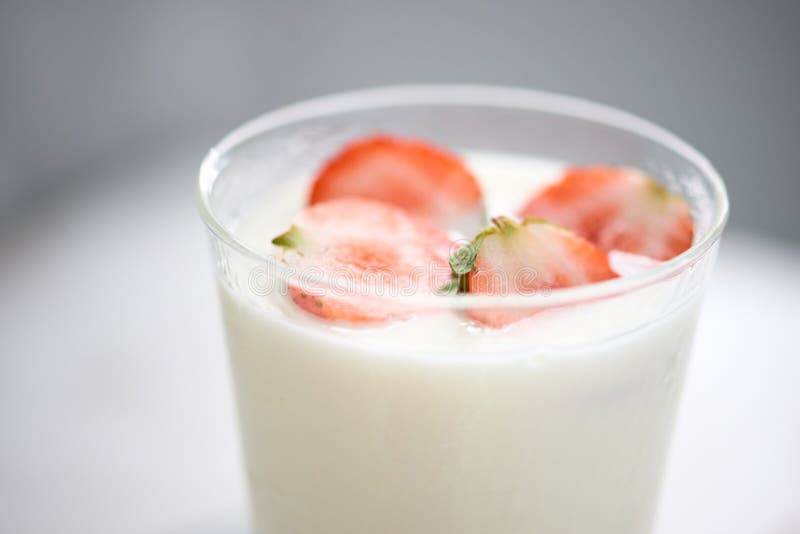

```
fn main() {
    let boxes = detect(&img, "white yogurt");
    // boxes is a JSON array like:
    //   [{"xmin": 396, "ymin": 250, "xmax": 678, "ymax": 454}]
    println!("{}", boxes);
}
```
[{"xmin": 217, "ymin": 151, "xmax": 704, "ymax": 534}]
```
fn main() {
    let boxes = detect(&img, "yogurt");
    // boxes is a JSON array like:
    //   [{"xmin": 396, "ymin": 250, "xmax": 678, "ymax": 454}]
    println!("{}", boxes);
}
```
[{"xmin": 217, "ymin": 151, "xmax": 704, "ymax": 534}]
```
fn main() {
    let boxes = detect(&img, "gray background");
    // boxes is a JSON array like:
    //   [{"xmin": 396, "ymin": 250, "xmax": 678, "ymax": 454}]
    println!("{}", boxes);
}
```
[
  {"xmin": 2, "ymin": 2, "xmax": 800, "ymax": 534},
  {"xmin": 1, "ymin": 0, "xmax": 799, "ymax": 243}
]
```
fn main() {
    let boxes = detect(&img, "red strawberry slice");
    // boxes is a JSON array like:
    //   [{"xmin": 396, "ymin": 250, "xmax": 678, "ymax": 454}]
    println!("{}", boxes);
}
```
[
  {"xmin": 272, "ymin": 198, "xmax": 453, "ymax": 324},
  {"xmin": 518, "ymin": 165, "xmax": 694, "ymax": 261},
  {"xmin": 309, "ymin": 134, "xmax": 484, "ymax": 233},
  {"xmin": 443, "ymin": 216, "xmax": 618, "ymax": 328}
]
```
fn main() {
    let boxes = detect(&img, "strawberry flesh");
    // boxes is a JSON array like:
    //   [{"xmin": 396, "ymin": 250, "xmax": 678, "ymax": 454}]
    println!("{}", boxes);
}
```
[
  {"xmin": 445, "ymin": 217, "xmax": 618, "ymax": 328},
  {"xmin": 518, "ymin": 166, "xmax": 694, "ymax": 261},
  {"xmin": 309, "ymin": 134, "xmax": 484, "ymax": 233},
  {"xmin": 272, "ymin": 198, "xmax": 453, "ymax": 324}
]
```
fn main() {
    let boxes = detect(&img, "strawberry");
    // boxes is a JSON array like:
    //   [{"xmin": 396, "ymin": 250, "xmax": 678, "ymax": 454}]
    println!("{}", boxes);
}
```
[
  {"xmin": 518, "ymin": 165, "xmax": 694, "ymax": 261},
  {"xmin": 443, "ymin": 216, "xmax": 618, "ymax": 328},
  {"xmin": 309, "ymin": 134, "xmax": 485, "ymax": 234},
  {"xmin": 272, "ymin": 198, "xmax": 453, "ymax": 324}
]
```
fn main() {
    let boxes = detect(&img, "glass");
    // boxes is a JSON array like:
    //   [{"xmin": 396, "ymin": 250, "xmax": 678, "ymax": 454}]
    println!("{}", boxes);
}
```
[{"xmin": 197, "ymin": 86, "xmax": 729, "ymax": 534}]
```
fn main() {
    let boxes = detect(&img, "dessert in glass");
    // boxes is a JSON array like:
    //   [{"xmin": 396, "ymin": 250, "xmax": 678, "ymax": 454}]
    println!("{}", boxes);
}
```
[{"xmin": 196, "ymin": 86, "xmax": 729, "ymax": 534}]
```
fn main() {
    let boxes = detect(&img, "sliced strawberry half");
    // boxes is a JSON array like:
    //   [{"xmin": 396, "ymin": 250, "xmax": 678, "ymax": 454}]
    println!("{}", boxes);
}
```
[
  {"xmin": 309, "ymin": 134, "xmax": 485, "ymax": 234},
  {"xmin": 443, "ymin": 216, "xmax": 618, "ymax": 328},
  {"xmin": 518, "ymin": 165, "xmax": 694, "ymax": 261},
  {"xmin": 272, "ymin": 198, "xmax": 453, "ymax": 324}
]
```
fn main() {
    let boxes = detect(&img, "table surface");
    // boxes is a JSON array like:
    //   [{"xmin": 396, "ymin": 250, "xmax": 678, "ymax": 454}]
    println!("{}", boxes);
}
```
[{"xmin": 1, "ymin": 151, "xmax": 798, "ymax": 534}]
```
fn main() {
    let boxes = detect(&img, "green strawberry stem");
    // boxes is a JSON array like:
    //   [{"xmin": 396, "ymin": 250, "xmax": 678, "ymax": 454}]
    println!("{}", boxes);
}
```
[
  {"xmin": 437, "ymin": 279, "xmax": 461, "ymax": 295},
  {"xmin": 490, "ymin": 215, "xmax": 519, "ymax": 234},
  {"xmin": 272, "ymin": 225, "xmax": 304, "ymax": 249},
  {"xmin": 440, "ymin": 216, "xmax": 524, "ymax": 295}
]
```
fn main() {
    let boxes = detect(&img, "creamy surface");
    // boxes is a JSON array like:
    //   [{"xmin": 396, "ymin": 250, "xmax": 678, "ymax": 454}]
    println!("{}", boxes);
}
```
[{"xmin": 218, "ymin": 151, "xmax": 703, "ymax": 534}]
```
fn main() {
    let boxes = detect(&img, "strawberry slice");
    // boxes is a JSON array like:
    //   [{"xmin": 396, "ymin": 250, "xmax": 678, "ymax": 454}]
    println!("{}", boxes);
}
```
[
  {"xmin": 518, "ymin": 165, "xmax": 694, "ymax": 261},
  {"xmin": 309, "ymin": 134, "xmax": 484, "ymax": 234},
  {"xmin": 443, "ymin": 216, "xmax": 618, "ymax": 328},
  {"xmin": 272, "ymin": 198, "xmax": 452, "ymax": 324}
]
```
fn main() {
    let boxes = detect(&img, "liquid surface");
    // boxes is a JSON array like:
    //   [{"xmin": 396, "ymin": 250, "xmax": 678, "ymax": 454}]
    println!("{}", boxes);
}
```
[{"xmin": 229, "ymin": 151, "xmax": 687, "ymax": 353}]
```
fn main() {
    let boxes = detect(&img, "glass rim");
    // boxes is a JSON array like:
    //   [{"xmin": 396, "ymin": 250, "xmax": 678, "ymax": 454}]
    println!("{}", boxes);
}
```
[{"xmin": 196, "ymin": 84, "xmax": 729, "ymax": 309}]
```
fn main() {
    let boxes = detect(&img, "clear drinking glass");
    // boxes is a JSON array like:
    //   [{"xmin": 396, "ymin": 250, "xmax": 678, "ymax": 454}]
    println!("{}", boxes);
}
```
[{"xmin": 196, "ymin": 86, "xmax": 729, "ymax": 534}]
